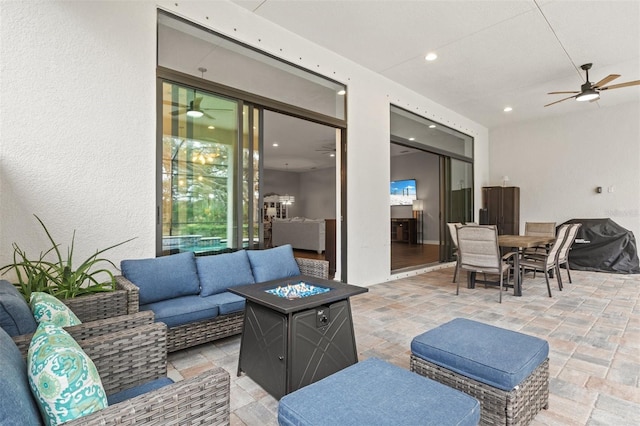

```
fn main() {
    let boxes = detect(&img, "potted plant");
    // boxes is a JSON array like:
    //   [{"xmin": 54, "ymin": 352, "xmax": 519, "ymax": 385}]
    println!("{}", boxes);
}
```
[{"xmin": 0, "ymin": 215, "xmax": 138, "ymax": 320}]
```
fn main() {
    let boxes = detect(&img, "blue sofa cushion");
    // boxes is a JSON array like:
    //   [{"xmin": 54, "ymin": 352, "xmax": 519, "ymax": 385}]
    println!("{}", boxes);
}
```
[
  {"xmin": 0, "ymin": 280, "xmax": 37, "ymax": 337},
  {"xmin": 141, "ymin": 295, "xmax": 219, "ymax": 328},
  {"xmin": 121, "ymin": 252, "xmax": 200, "ymax": 305},
  {"xmin": 411, "ymin": 318, "xmax": 549, "ymax": 391},
  {"xmin": 107, "ymin": 377, "xmax": 174, "ymax": 406},
  {"xmin": 196, "ymin": 250, "xmax": 255, "ymax": 297},
  {"xmin": 246, "ymin": 245, "xmax": 300, "ymax": 283},
  {"xmin": 204, "ymin": 292, "xmax": 246, "ymax": 315},
  {"xmin": 278, "ymin": 357, "xmax": 480, "ymax": 426},
  {"xmin": 0, "ymin": 327, "xmax": 42, "ymax": 425}
]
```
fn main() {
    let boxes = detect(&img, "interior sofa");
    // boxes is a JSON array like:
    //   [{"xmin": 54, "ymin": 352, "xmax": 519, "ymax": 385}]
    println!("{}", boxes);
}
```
[
  {"xmin": 118, "ymin": 244, "xmax": 329, "ymax": 352},
  {"xmin": 272, "ymin": 218, "xmax": 326, "ymax": 253}
]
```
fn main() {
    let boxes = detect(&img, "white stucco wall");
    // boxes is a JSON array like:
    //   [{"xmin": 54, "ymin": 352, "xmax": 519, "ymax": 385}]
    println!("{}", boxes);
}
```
[
  {"xmin": 0, "ymin": 1, "xmax": 489, "ymax": 287},
  {"xmin": 489, "ymin": 101, "xmax": 640, "ymax": 240}
]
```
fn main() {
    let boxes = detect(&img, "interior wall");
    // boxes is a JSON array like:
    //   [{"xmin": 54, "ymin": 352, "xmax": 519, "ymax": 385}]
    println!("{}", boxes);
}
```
[
  {"xmin": 263, "ymin": 170, "xmax": 301, "ymax": 218},
  {"xmin": 298, "ymin": 168, "xmax": 337, "ymax": 220},
  {"xmin": 390, "ymin": 152, "xmax": 440, "ymax": 244},
  {"xmin": 489, "ymin": 101, "xmax": 640, "ymax": 240},
  {"xmin": 1, "ymin": 1, "xmax": 489, "ymax": 287}
]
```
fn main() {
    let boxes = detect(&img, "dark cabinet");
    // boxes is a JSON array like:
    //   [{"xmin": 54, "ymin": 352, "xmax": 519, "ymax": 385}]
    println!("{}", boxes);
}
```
[
  {"xmin": 325, "ymin": 219, "xmax": 337, "ymax": 278},
  {"xmin": 481, "ymin": 186, "xmax": 520, "ymax": 235},
  {"xmin": 391, "ymin": 218, "xmax": 417, "ymax": 244}
]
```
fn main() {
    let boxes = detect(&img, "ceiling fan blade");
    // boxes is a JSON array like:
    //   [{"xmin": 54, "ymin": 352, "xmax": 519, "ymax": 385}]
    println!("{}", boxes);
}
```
[
  {"xmin": 203, "ymin": 112, "xmax": 216, "ymax": 120},
  {"xmin": 598, "ymin": 80, "xmax": 640, "ymax": 91},
  {"xmin": 544, "ymin": 95, "xmax": 576, "ymax": 107},
  {"xmin": 593, "ymin": 74, "xmax": 620, "ymax": 88},
  {"xmin": 547, "ymin": 91, "xmax": 580, "ymax": 95}
]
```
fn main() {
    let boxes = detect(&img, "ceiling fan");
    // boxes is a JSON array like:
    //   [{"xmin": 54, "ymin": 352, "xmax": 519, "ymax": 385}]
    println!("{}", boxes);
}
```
[
  {"xmin": 545, "ymin": 63, "xmax": 640, "ymax": 107},
  {"xmin": 315, "ymin": 143, "xmax": 336, "ymax": 155},
  {"xmin": 165, "ymin": 97, "xmax": 234, "ymax": 120}
]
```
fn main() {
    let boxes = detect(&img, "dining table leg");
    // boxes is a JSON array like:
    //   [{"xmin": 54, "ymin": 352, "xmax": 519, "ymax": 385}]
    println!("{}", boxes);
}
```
[{"xmin": 513, "ymin": 249, "xmax": 522, "ymax": 296}]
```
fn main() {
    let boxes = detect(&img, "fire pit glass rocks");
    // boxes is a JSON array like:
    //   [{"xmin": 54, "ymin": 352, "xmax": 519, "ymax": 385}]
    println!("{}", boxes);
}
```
[{"xmin": 265, "ymin": 282, "xmax": 330, "ymax": 299}]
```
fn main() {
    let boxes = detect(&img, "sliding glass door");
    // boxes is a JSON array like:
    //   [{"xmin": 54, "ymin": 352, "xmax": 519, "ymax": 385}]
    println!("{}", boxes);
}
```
[
  {"xmin": 159, "ymin": 81, "xmax": 261, "ymax": 255},
  {"xmin": 440, "ymin": 157, "xmax": 474, "ymax": 261}
]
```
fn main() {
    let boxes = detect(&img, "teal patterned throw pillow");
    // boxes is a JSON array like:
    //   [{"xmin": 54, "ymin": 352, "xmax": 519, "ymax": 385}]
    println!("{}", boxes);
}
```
[
  {"xmin": 27, "ymin": 323, "xmax": 107, "ymax": 425},
  {"xmin": 30, "ymin": 292, "xmax": 81, "ymax": 327}
]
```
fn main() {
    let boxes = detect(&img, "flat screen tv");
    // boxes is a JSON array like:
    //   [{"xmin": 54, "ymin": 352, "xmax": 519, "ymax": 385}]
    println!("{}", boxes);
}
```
[{"xmin": 390, "ymin": 179, "xmax": 417, "ymax": 206}]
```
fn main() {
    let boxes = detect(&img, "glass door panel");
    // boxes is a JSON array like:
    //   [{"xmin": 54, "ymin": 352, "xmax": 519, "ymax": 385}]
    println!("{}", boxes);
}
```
[
  {"xmin": 160, "ymin": 81, "xmax": 245, "ymax": 255},
  {"xmin": 440, "ymin": 158, "xmax": 473, "ymax": 261}
]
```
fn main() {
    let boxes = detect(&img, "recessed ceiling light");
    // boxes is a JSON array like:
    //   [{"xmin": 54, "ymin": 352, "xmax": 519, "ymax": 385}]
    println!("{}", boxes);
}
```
[
  {"xmin": 272, "ymin": 143, "xmax": 279, "ymax": 147},
  {"xmin": 329, "ymin": 153, "xmax": 335, "ymax": 157},
  {"xmin": 429, "ymin": 124, "xmax": 436, "ymax": 129},
  {"xmin": 425, "ymin": 52, "xmax": 438, "ymax": 61},
  {"xmin": 409, "ymin": 137, "xmax": 415, "ymax": 141},
  {"xmin": 208, "ymin": 125, "xmax": 215, "ymax": 130},
  {"xmin": 337, "ymin": 89, "xmax": 346, "ymax": 96},
  {"xmin": 503, "ymin": 106, "xmax": 513, "ymax": 112}
]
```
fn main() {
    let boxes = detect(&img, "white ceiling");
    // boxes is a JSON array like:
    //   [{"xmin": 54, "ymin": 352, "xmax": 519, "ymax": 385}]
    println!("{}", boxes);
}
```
[{"xmin": 231, "ymin": 0, "xmax": 640, "ymax": 129}]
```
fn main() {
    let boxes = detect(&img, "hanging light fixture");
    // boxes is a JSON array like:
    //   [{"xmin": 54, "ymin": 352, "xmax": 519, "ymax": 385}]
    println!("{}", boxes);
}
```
[{"xmin": 186, "ymin": 100, "xmax": 204, "ymax": 118}]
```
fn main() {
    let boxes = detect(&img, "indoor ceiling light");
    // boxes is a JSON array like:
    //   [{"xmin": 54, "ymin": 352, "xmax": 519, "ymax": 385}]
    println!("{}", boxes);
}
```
[
  {"xmin": 186, "ymin": 110, "xmax": 204, "ymax": 118},
  {"xmin": 409, "ymin": 137, "xmax": 415, "ymax": 141},
  {"xmin": 425, "ymin": 52, "xmax": 438, "ymax": 61},
  {"xmin": 337, "ymin": 89, "xmax": 346, "ymax": 95},
  {"xmin": 503, "ymin": 106, "xmax": 513, "ymax": 112},
  {"xmin": 575, "ymin": 89, "xmax": 600, "ymax": 102},
  {"xmin": 429, "ymin": 124, "xmax": 436, "ymax": 129}
]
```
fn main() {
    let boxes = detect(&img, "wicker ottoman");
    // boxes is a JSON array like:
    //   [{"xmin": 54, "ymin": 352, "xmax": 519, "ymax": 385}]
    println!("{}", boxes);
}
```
[
  {"xmin": 410, "ymin": 318, "xmax": 549, "ymax": 426},
  {"xmin": 278, "ymin": 358, "xmax": 480, "ymax": 426}
]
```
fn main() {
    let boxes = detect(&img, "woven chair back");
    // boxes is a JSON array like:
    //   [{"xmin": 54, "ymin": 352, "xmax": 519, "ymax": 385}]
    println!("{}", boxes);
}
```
[
  {"xmin": 557, "ymin": 223, "xmax": 581, "ymax": 262},
  {"xmin": 456, "ymin": 225, "xmax": 501, "ymax": 272},
  {"xmin": 544, "ymin": 224, "xmax": 571, "ymax": 267},
  {"xmin": 525, "ymin": 222, "xmax": 556, "ymax": 237},
  {"xmin": 447, "ymin": 223, "xmax": 462, "ymax": 248}
]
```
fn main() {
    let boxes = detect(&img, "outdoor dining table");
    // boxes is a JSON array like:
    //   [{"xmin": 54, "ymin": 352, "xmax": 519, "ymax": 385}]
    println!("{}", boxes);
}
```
[{"xmin": 497, "ymin": 234, "xmax": 556, "ymax": 296}]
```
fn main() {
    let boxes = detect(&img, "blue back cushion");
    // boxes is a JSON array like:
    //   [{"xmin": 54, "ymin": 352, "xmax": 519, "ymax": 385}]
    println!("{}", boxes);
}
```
[
  {"xmin": 196, "ymin": 250, "xmax": 255, "ymax": 297},
  {"xmin": 0, "ymin": 280, "xmax": 37, "ymax": 337},
  {"xmin": 121, "ymin": 252, "xmax": 200, "ymax": 305},
  {"xmin": 246, "ymin": 245, "xmax": 301, "ymax": 283},
  {"xmin": 0, "ymin": 327, "xmax": 41, "ymax": 425}
]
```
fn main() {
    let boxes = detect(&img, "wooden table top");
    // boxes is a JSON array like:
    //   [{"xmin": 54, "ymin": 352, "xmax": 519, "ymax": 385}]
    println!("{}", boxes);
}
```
[{"xmin": 498, "ymin": 235, "xmax": 555, "ymax": 248}]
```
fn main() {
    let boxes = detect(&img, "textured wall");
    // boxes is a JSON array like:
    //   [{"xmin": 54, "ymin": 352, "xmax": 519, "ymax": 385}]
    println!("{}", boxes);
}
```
[{"xmin": 1, "ymin": 1, "xmax": 489, "ymax": 286}]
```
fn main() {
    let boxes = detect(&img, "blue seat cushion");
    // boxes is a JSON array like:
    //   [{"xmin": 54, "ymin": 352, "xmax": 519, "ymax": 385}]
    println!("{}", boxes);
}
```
[
  {"xmin": 411, "ymin": 318, "xmax": 549, "ymax": 391},
  {"xmin": 141, "ymin": 295, "xmax": 219, "ymax": 328},
  {"xmin": 196, "ymin": 250, "xmax": 255, "ymax": 297},
  {"xmin": 278, "ymin": 358, "xmax": 480, "ymax": 426},
  {"xmin": 121, "ymin": 252, "xmax": 200, "ymax": 305},
  {"xmin": 0, "ymin": 280, "xmax": 37, "ymax": 337},
  {"xmin": 0, "ymin": 327, "xmax": 41, "ymax": 425},
  {"xmin": 107, "ymin": 377, "xmax": 174, "ymax": 406},
  {"xmin": 204, "ymin": 292, "xmax": 245, "ymax": 315},
  {"xmin": 246, "ymin": 244, "xmax": 300, "ymax": 283}
]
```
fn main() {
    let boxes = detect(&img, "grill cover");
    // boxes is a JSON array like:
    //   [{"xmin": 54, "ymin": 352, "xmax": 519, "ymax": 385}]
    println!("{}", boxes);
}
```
[{"xmin": 561, "ymin": 218, "xmax": 640, "ymax": 274}]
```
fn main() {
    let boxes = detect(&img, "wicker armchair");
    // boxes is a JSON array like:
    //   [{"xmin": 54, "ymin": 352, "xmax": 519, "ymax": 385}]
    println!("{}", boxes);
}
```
[{"xmin": 11, "ymin": 320, "xmax": 230, "ymax": 425}]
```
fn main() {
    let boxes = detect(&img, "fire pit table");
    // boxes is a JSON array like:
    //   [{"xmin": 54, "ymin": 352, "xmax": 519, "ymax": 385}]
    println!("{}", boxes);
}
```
[{"xmin": 229, "ymin": 275, "xmax": 368, "ymax": 399}]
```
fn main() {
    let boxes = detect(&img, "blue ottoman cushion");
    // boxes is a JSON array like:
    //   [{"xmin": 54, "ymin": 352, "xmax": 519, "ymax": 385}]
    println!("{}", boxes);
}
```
[
  {"xmin": 121, "ymin": 252, "xmax": 200, "ymax": 305},
  {"xmin": 0, "ymin": 280, "xmax": 37, "ymax": 337},
  {"xmin": 278, "ymin": 358, "xmax": 480, "ymax": 426},
  {"xmin": 411, "ymin": 318, "xmax": 549, "ymax": 391}
]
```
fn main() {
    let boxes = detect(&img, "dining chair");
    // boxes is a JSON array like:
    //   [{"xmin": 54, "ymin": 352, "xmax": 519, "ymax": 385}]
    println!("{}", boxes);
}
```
[
  {"xmin": 455, "ymin": 224, "xmax": 516, "ymax": 303},
  {"xmin": 556, "ymin": 223, "xmax": 581, "ymax": 286},
  {"xmin": 447, "ymin": 222, "xmax": 462, "ymax": 283},
  {"xmin": 518, "ymin": 224, "xmax": 570, "ymax": 297},
  {"xmin": 524, "ymin": 222, "xmax": 556, "ymax": 256}
]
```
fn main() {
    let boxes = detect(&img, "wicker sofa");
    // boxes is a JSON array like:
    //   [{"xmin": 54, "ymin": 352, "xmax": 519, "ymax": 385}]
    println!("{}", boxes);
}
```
[
  {"xmin": 118, "ymin": 244, "xmax": 329, "ymax": 352},
  {"xmin": 0, "ymin": 314, "xmax": 230, "ymax": 425}
]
